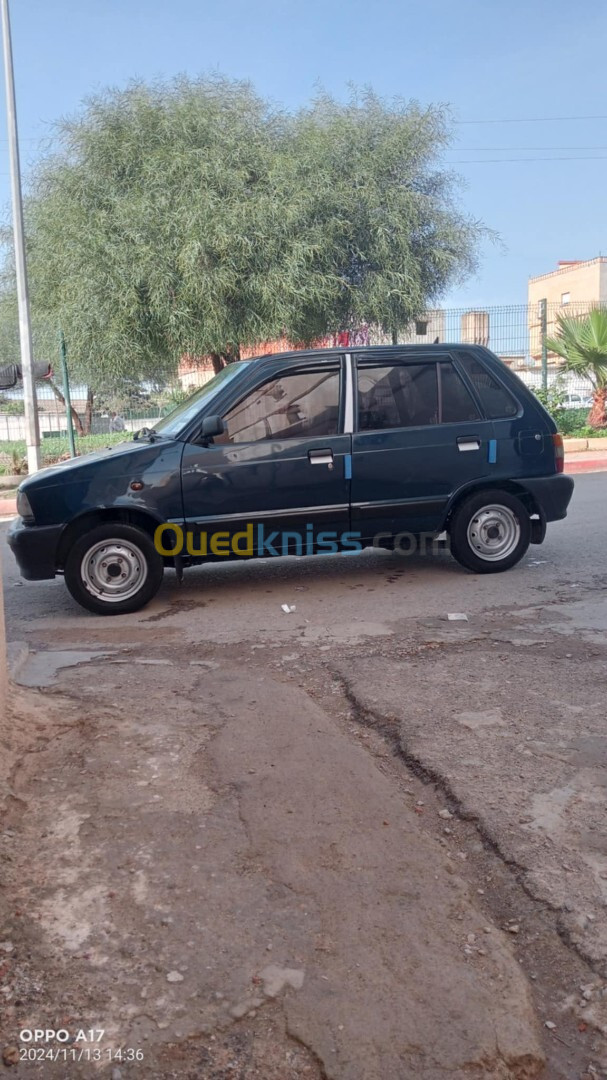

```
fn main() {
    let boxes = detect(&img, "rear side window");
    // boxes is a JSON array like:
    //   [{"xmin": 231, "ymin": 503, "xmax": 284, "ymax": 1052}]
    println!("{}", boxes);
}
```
[
  {"xmin": 439, "ymin": 362, "xmax": 480, "ymax": 423},
  {"xmin": 357, "ymin": 364, "xmax": 438, "ymax": 430},
  {"xmin": 458, "ymin": 353, "xmax": 519, "ymax": 418}
]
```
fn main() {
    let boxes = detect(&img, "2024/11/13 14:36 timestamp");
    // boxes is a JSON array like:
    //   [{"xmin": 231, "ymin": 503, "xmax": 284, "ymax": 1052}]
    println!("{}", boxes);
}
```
[{"xmin": 19, "ymin": 1047, "xmax": 144, "ymax": 1062}]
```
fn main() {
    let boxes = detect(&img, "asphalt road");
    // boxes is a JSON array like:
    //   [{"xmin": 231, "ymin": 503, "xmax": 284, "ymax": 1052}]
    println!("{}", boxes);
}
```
[{"xmin": 1, "ymin": 472, "xmax": 605, "ymax": 648}]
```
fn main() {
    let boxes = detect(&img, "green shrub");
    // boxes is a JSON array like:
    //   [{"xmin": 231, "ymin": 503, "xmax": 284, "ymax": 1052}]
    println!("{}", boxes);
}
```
[
  {"xmin": 532, "ymin": 380, "xmax": 567, "ymax": 413},
  {"xmin": 555, "ymin": 407, "xmax": 590, "ymax": 434}
]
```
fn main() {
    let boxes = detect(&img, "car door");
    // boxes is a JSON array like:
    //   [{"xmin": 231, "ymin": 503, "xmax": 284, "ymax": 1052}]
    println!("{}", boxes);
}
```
[
  {"xmin": 455, "ymin": 350, "xmax": 556, "ymax": 479},
  {"xmin": 350, "ymin": 351, "xmax": 496, "ymax": 538},
  {"xmin": 180, "ymin": 357, "xmax": 351, "ymax": 556}
]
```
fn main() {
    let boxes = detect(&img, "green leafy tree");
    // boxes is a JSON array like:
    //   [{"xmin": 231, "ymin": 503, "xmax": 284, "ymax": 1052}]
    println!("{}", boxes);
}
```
[
  {"xmin": 0, "ymin": 291, "xmax": 19, "ymax": 367},
  {"xmin": 16, "ymin": 76, "xmax": 484, "ymax": 411},
  {"xmin": 546, "ymin": 309, "xmax": 607, "ymax": 429}
]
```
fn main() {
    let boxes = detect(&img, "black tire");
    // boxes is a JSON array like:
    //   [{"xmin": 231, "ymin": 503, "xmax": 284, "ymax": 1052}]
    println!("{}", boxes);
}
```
[
  {"xmin": 64, "ymin": 522, "xmax": 164, "ymax": 615},
  {"xmin": 448, "ymin": 490, "xmax": 531, "ymax": 574}
]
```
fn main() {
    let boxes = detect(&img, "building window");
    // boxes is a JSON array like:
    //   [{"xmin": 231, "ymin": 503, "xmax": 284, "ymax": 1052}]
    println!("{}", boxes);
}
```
[{"xmin": 561, "ymin": 291, "xmax": 571, "ymax": 305}]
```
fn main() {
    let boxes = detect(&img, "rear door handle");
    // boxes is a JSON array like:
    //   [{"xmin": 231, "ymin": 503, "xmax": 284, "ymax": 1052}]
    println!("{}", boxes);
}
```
[
  {"xmin": 457, "ymin": 437, "xmax": 481, "ymax": 452},
  {"xmin": 308, "ymin": 448, "xmax": 334, "ymax": 466}
]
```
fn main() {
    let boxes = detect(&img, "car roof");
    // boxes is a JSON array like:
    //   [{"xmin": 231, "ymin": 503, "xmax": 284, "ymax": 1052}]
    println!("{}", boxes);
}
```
[{"xmin": 246, "ymin": 344, "xmax": 482, "ymax": 365}]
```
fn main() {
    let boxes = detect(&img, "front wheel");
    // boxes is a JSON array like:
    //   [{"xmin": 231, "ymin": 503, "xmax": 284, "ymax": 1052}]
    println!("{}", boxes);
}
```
[
  {"xmin": 64, "ymin": 523, "xmax": 164, "ymax": 614},
  {"xmin": 448, "ymin": 491, "xmax": 531, "ymax": 574}
]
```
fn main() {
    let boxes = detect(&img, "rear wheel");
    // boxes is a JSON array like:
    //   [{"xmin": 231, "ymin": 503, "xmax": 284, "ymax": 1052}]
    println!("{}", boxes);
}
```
[
  {"xmin": 449, "ymin": 491, "xmax": 530, "ymax": 574},
  {"xmin": 64, "ymin": 523, "xmax": 164, "ymax": 614}
]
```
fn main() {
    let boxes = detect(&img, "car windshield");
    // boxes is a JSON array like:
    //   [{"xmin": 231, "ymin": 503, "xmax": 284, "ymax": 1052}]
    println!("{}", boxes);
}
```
[{"xmin": 153, "ymin": 362, "xmax": 247, "ymax": 437}]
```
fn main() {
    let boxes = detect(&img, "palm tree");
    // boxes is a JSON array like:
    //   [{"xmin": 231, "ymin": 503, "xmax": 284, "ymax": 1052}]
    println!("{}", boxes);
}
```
[{"xmin": 546, "ymin": 308, "xmax": 607, "ymax": 428}]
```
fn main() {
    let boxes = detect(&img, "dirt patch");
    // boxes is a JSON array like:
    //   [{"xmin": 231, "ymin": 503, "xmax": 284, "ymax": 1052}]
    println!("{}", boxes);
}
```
[{"xmin": 0, "ymin": 657, "xmax": 545, "ymax": 1079}]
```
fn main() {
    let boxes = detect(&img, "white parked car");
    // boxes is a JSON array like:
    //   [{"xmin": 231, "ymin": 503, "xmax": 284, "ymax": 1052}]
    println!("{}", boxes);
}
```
[{"xmin": 560, "ymin": 393, "xmax": 593, "ymax": 409}]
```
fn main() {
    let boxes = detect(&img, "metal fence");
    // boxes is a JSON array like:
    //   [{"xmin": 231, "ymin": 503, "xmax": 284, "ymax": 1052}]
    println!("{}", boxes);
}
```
[
  {"xmin": 373, "ymin": 301, "xmax": 594, "ymax": 404},
  {"xmin": 0, "ymin": 301, "xmax": 597, "ymax": 447},
  {"xmin": 0, "ymin": 391, "xmax": 165, "ymax": 442}
]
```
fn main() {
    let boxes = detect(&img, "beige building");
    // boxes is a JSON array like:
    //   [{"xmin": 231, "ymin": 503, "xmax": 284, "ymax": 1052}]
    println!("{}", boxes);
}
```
[{"xmin": 528, "ymin": 257, "xmax": 607, "ymax": 359}]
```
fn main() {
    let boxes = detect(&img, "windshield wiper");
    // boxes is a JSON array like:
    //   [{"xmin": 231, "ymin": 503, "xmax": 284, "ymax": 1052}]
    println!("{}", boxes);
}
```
[{"xmin": 133, "ymin": 427, "xmax": 166, "ymax": 442}]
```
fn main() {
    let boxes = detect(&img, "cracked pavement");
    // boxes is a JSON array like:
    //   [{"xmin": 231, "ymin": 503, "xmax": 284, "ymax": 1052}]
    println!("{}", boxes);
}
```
[{"xmin": 1, "ymin": 472, "xmax": 607, "ymax": 1079}]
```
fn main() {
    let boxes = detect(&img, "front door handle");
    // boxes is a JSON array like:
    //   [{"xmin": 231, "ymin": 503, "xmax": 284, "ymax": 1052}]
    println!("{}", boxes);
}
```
[
  {"xmin": 457, "ymin": 437, "xmax": 481, "ymax": 452},
  {"xmin": 308, "ymin": 448, "xmax": 334, "ymax": 466}
]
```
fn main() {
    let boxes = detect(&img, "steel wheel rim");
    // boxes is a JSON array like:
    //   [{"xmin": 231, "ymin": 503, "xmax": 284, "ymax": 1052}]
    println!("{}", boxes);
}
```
[
  {"xmin": 81, "ymin": 539, "xmax": 148, "ymax": 602},
  {"xmin": 466, "ymin": 504, "xmax": 521, "ymax": 562}
]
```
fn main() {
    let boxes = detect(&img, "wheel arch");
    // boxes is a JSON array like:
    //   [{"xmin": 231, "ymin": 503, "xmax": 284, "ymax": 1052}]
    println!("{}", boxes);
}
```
[
  {"xmin": 442, "ymin": 479, "xmax": 540, "ymax": 529},
  {"xmin": 56, "ymin": 507, "xmax": 167, "ymax": 569}
]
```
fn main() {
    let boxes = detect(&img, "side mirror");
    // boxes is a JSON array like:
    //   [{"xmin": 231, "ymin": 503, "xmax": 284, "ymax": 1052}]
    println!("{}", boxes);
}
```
[{"xmin": 200, "ymin": 415, "xmax": 226, "ymax": 442}]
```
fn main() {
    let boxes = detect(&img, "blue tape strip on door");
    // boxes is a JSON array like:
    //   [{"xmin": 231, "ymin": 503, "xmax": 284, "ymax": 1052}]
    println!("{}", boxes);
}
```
[{"xmin": 488, "ymin": 439, "xmax": 497, "ymax": 464}]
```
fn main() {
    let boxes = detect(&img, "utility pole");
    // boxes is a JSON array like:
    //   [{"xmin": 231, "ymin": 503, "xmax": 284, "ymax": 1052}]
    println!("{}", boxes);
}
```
[{"xmin": 1, "ymin": 0, "xmax": 40, "ymax": 474}]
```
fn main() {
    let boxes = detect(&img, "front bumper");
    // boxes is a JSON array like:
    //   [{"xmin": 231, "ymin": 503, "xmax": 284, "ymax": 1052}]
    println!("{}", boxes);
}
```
[
  {"xmin": 520, "ymin": 474, "xmax": 574, "ymax": 522},
  {"xmin": 7, "ymin": 518, "xmax": 63, "ymax": 580}
]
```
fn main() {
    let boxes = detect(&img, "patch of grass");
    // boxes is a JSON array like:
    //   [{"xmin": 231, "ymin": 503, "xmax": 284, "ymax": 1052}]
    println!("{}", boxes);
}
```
[
  {"xmin": 0, "ymin": 432, "xmax": 128, "ymax": 474},
  {"xmin": 565, "ymin": 426, "xmax": 607, "ymax": 438}
]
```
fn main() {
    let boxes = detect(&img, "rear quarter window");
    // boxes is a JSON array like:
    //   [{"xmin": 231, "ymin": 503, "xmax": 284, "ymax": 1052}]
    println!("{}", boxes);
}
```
[{"xmin": 458, "ymin": 353, "xmax": 519, "ymax": 419}]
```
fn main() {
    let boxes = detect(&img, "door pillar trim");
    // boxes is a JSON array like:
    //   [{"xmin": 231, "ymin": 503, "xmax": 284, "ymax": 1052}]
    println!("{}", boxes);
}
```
[{"xmin": 344, "ymin": 353, "xmax": 354, "ymax": 433}]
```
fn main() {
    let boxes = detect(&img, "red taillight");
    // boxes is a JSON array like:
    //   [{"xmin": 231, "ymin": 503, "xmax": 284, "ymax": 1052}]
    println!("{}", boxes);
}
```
[{"xmin": 553, "ymin": 432, "xmax": 564, "ymax": 473}]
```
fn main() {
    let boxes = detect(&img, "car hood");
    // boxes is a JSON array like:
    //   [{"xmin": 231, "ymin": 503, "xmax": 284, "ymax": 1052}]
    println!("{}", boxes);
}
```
[{"xmin": 19, "ymin": 438, "xmax": 176, "ymax": 489}]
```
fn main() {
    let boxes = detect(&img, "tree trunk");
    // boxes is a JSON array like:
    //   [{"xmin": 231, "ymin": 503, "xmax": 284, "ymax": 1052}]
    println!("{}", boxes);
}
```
[
  {"xmin": 588, "ymin": 387, "xmax": 607, "ymax": 429},
  {"xmin": 48, "ymin": 378, "xmax": 85, "ymax": 436},
  {"xmin": 210, "ymin": 346, "xmax": 240, "ymax": 374},
  {"xmin": 221, "ymin": 344, "xmax": 241, "ymax": 364},
  {"xmin": 83, "ymin": 388, "xmax": 94, "ymax": 435}
]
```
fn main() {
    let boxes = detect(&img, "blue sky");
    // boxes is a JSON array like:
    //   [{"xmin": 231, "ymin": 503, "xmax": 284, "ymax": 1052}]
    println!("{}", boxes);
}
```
[{"xmin": 2, "ymin": 0, "xmax": 607, "ymax": 307}]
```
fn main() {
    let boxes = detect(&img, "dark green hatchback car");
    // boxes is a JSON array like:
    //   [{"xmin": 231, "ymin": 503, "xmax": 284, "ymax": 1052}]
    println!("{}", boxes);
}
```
[{"xmin": 8, "ymin": 344, "xmax": 574, "ymax": 615}]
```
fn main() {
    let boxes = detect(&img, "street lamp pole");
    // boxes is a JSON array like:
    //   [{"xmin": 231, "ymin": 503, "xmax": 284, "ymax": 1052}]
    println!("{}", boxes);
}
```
[{"xmin": 1, "ymin": 0, "xmax": 40, "ymax": 474}]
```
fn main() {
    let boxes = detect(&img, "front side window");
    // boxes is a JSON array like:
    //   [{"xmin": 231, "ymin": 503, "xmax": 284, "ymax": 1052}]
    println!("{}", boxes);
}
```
[
  {"xmin": 219, "ymin": 368, "xmax": 340, "ymax": 443},
  {"xmin": 458, "ymin": 353, "xmax": 519, "ymax": 419},
  {"xmin": 357, "ymin": 363, "xmax": 438, "ymax": 430}
]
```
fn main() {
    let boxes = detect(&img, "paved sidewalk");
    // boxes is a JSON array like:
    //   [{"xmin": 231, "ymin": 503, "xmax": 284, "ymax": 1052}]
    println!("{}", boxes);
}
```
[{"xmin": 565, "ymin": 450, "xmax": 607, "ymax": 473}]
